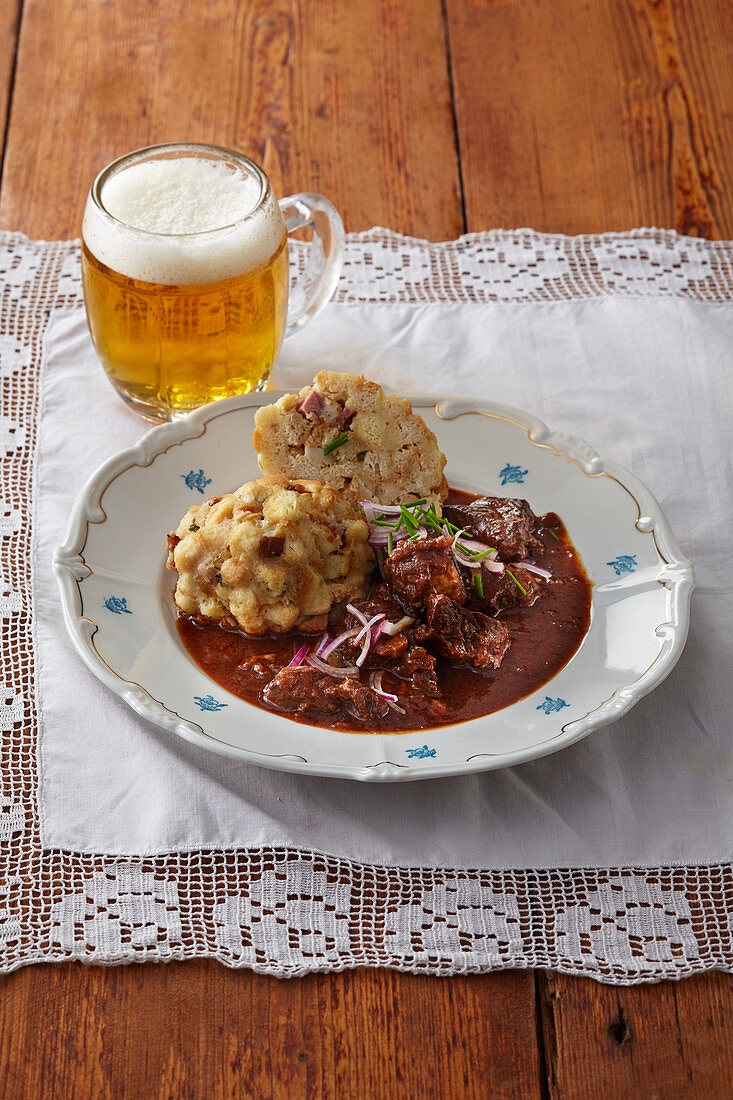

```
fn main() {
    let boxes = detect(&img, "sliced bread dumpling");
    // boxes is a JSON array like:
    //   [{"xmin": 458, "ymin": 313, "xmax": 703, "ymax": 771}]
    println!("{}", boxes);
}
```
[{"xmin": 252, "ymin": 371, "xmax": 448, "ymax": 506}]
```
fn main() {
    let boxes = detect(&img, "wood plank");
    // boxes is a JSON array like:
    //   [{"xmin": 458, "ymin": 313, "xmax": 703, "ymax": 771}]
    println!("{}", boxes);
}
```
[
  {"xmin": 0, "ymin": 2, "xmax": 21, "ymax": 171},
  {"xmin": 0, "ymin": 0, "xmax": 463, "ymax": 239},
  {"xmin": 0, "ymin": 963, "xmax": 542, "ymax": 1099},
  {"xmin": 0, "ymin": 5, "xmax": 537, "ymax": 1100},
  {"xmin": 445, "ymin": 0, "xmax": 732, "ymax": 237},
  {"xmin": 539, "ymin": 969, "xmax": 733, "ymax": 1099}
]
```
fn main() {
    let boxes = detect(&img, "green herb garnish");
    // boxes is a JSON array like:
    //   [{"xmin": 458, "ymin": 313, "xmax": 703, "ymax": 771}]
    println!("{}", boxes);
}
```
[
  {"xmin": 323, "ymin": 432, "xmax": 349, "ymax": 456},
  {"xmin": 474, "ymin": 572, "xmax": 484, "ymax": 599},
  {"xmin": 506, "ymin": 568, "xmax": 527, "ymax": 596},
  {"xmin": 189, "ymin": 523, "xmax": 199, "ymax": 532},
  {"xmin": 548, "ymin": 529, "xmax": 560, "ymax": 541},
  {"xmin": 357, "ymin": 451, "xmax": 367, "ymax": 462},
  {"xmin": 387, "ymin": 533, "xmax": 394, "ymax": 554}
]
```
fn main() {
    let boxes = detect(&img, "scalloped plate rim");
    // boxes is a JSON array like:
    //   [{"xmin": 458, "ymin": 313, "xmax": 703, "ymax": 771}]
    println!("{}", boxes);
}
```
[{"xmin": 53, "ymin": 389, "xmax": 694, "ymax": 782}]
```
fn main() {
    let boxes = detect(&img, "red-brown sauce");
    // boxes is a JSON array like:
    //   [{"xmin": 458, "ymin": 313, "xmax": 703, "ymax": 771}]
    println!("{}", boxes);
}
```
[{"xmin": 177, "ymin": 491, "xmax": 592, "ymax": 732}]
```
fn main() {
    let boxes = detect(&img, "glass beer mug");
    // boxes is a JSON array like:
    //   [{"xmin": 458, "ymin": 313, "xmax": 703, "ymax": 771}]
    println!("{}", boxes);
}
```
[{"xmin": 81, "ymin": 143, "xmax": 344, "ymax": 422}]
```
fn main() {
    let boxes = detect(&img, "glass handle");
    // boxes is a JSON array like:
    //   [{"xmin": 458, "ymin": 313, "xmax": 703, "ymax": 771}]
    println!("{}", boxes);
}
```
[{"xmin": 278, "ymin": 193, "xmax": 344, "ymax": 339}]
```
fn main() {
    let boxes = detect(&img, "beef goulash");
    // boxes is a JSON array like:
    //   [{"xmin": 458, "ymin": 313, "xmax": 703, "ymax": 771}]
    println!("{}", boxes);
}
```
[{"xmin": 167, "ymin": 374, "xmax": 592, "ymax": 733}]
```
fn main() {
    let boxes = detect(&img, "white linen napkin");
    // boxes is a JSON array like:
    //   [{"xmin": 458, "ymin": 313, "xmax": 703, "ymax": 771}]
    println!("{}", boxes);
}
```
[{"xmin": 34, "ymin": 278, "xmax": 732, "ymax": 868}]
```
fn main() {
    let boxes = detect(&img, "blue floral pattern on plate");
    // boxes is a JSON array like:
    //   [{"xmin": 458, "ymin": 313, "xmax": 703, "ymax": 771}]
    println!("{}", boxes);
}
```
[
  {"xmin": 104, "ymin": 596, "xmax": 132, "ymax": 615},
  {"xmin": 536, "ymin": 696, "xmax": 569, "ymax": 714},
  {"xmin": 194, "ymin": 694, "xmax": 228, "ymax": 712},
  {"xmin": 499, "ymin": 462, "xmax": 528, "ymax": 486},
  {"xmin": 607, "ymin": 554, "xmax": 637, "ymax": 576},
  {"xmin": 182, "ymin": 469, "xmax": 212, "ymax": 494},
  {"xmin": 406, "ymin": 745, "xmax": 437, "ymax": 759}
]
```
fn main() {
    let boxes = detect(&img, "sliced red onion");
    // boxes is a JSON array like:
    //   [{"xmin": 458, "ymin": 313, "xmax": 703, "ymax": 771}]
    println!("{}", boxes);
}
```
[
  {"xmin": 354, "ymin": 613, "xmax": 386, "ymax": 645},
  {"xmin": 296, "ymin": 388, "xmax": 325, "ymax": 421},
  {"xmin": 482, "ymin": 559, "xmax": 505, "ymax": 574},
  {"xmin": 368, "ymin": 671, "xmax": 405, "ymax": 714},
  {"xmin": 451, "ymin": 531, "xmax": 500, "ymax": 570},
  {"xmin": 380, "ymin": 615, "xmax": 414, "ymax": 636},
  {"xmin": 519, "ymin": 561, "xmax": 552, "ymax": 580},
  {"xmin": 314, "ymin": 632, "xmax": 333, "ymax": 658},
  {"xmin": 321, "ymin": 626, "xmax": 361, "ymax": 659},
  {"xmin": 355, "ymin": 629, "xmax": 373, "ymax": 668},
  {"xmin": 288, "ymin": 642, "xmax": 311, "ymax": 668},
  {"xmin": 453, "ymin": 546, "xmax": 495, "ymax": 569},
  {"xmin": 305, "ymin": 654, "xmax": 359, "ymax": 678},
  {"xmin": 451, "ymin": 531, "xmax": 497, "ymax": 557},
  {"xmin": 346, "ymin": 602, "xmax": 369, "ymax": 627},
  {"xmin": 359, "ymin": 501, "xmax": 404, "ymax": 517},
  {"xmin": 367, "ymin": 531, "xmax": 392, "ymax": 548}
]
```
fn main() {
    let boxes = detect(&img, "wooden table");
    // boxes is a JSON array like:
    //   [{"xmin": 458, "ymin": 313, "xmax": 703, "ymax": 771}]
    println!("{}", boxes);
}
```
[{"xmin": 1, "ymin": 1, "xmax": 731, "ymax": 1096}]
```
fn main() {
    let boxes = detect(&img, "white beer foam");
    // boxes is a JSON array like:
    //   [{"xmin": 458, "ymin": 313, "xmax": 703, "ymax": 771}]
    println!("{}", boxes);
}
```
[{"xmin": 83, "ymin": 158, "xmax": 286, "ymax": 285}]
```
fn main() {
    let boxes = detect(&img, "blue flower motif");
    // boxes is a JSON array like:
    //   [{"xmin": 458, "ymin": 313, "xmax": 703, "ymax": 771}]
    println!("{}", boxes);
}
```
[
  {"xmin": 194, "ymin": 694, "xmax": 228, "ymax": 712},
  {"xmin": 499, "ymin": 463, "xmax": 528, "ymax": 486},
  {"xmin": 406, "ymin": 745, "xmax": 437, "ymax": 759},
  {"xmin": 104, "ymin": 596, "xmax": 132, "ymax": 615},
  {"xmin": 536, "ymin": 696, "xmax": 570, "ymax": 714},
  {"xmin": 182, "ymin": 469, "xmax": 212, "ymax": 494},
  {"xmin": 607, "ymin": 554, "xmax": 637, "ymax": 576}
]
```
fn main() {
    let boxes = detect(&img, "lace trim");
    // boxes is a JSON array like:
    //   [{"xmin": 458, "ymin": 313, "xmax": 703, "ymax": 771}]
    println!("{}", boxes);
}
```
[{"xmin": 1, "ymin": 230, "xmax": 731, "ymax": 980}]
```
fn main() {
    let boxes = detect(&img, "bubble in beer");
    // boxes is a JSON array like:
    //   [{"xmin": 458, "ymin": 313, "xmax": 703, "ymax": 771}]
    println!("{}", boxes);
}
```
[{"xmin": 83, "ymin": 155, "xmax": 286, "ymax": 285}]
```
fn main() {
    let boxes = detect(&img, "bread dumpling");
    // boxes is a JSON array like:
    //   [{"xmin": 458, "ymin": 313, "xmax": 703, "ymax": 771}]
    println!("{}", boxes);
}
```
[
  {"xmin": 252, "ymin": 371, "xmax": 448, "ymax": 506},
  {"xmin": 167, "ymin": 476, "xmax": 373, "ymax": 634}
]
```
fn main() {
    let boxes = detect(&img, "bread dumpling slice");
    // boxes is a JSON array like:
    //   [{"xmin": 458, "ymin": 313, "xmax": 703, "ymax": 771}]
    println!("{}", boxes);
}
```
[{"xmin": 253, "ymin": 371, "xmax": 448, "ymax": 506}]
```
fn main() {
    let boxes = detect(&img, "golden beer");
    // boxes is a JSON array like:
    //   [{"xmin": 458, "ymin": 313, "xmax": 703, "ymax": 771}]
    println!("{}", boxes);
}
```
[
  {"xmin": 82, "ymin": 145, "xmax": 291, "ymax": 421},
  {"xmin": 81, "ymin": 235, "xmax": 289, "ymax": 417}
]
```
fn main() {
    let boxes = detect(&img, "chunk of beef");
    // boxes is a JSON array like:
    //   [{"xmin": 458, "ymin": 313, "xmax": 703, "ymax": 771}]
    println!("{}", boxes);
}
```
[
  {"xmin": 442, "ymin": 497, "xmax": 541, "ymax": 561},
  {"xmin": 262, "ymin": 667, "xmax": 389, "ymax": 722},
  {"xmin": 414, "ymin": 593, "xmax": 510, "ymax": 670},
  {"xmin": 401, "ymin": 644, "xmax": 440, "ymax": 695},
  {"xmin": 262, "ymin": 668, "xmax": 342, "ymax": 715},
  {"xmin": 326, "ymin": 677, "xmax": 390, "ymax": 722},
  {"xmin": 384, "ymin": 536, "xmax": 467, "ymax": 612},
  {"xmin": 372, "ymin": 633, "xmax": 409, "ymax": 660},
  {"xmin": 476, "ymin": 566, "xmax": 544, "ymax": 613},
  {"xmin": 344, "ymin": 584, "xmax": 408, "ymax": 629}
]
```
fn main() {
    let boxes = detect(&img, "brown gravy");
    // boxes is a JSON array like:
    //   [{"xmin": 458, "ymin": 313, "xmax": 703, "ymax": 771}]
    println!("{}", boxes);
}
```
[{"xmin": 177, "ymin": 491, "xmax": 592, "ymax": 732}]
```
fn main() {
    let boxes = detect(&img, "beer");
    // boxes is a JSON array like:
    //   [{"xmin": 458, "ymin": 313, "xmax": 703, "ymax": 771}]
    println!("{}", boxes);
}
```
[{"xmin": 82, "ymin": 147, "xmax": 290, "ymax": 421}]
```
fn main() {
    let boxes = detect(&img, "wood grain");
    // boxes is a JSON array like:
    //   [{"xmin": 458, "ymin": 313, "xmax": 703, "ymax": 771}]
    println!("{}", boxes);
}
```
[
  {"xmin": 0, "ymin": 0, "xmax": 463, "ymax": 239},
  {"xmin": 0, "ymin": 0, "xmax": 21, "ymax": 168},
  {"xmin": 0, "ymin": 962, "xmax": 541, "ymax": 1100},
  {"xmin": 539, "ymin": 969, "xmax": 733, "ymax": 1100},
  {"xmin": 446, "ymin": 0, "xmax": 732, "ymax": 237},
  {"xmin": 0, "ymin": 0, "xmax": 731, "ymax": 1097}
]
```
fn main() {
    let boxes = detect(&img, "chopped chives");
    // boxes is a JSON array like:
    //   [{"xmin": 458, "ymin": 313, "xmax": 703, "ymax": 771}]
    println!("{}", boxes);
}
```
[
  {"xmin": 474, "ymin": 572, "xmax": 484, "ymax": 599},
  {"xmin": 548, "ymin": 529, "xmax": 560, "ymax": 541},
  {"xmin": 506, "ymin": 569, "xmax": 527, "ymax": 596},
  {"xmin": 387, "ymin": 533, "xmax": 394, "ymax": 554},
  {"xmin": 323, "ymin": 432, "xmax": 349, "ymax": 456}
]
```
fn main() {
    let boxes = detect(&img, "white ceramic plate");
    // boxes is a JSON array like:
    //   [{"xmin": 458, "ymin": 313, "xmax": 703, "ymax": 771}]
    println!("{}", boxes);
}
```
[{"xmin": 54, "ymin": 392, "xmax": 694, "ymax": 782}]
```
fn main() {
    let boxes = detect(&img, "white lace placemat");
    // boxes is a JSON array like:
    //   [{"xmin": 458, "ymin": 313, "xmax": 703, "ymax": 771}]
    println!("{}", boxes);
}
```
[{"xmin": 2, "ymin": 228, "xmax": 732, "ymax": 982}]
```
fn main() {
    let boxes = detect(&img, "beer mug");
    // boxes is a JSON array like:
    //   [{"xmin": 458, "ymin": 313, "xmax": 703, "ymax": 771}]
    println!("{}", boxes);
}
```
[{"xmin": 81, "ymin": 143, "xmax": 344, "ymax": 422}]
